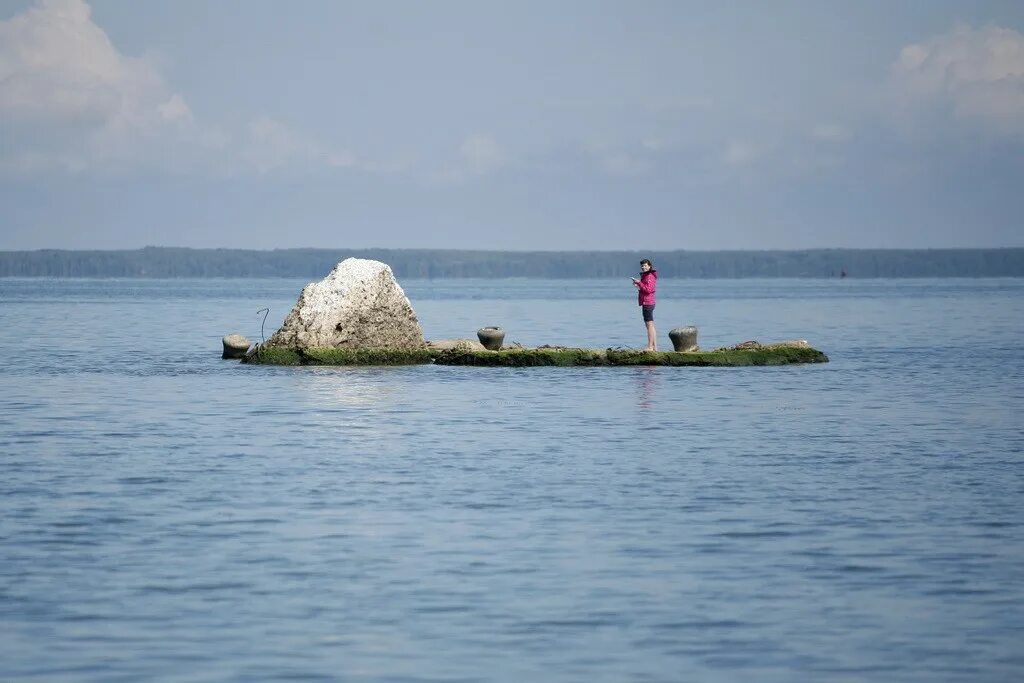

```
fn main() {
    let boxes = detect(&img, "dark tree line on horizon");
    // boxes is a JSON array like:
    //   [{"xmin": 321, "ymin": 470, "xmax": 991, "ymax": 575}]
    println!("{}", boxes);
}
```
[{"xmin": 1, "ymin": 247, "xmax": 1022, "ymax": 278}]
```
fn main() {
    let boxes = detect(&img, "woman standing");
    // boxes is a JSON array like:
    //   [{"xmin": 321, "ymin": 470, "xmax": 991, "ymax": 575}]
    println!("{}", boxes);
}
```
[{"xmin": 632, "ymin": 259, "xmax": 658, "ymax": 351}]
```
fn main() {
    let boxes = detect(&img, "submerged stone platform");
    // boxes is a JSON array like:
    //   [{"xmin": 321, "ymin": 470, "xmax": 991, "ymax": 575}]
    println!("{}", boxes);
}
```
[
  {"xmin": 241, "ymin": 342, "xmax": 828, "ymax": 367},
  {"xmin": 237, "ymin": 258, "xmax": 827, "ymax": 368}
]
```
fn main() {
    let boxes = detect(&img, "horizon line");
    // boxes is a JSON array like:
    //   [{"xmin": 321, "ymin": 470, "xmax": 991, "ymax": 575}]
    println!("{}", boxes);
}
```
[{"xmin": 5, "ymin": 246, "xmax": 1024, "ymax": 254}]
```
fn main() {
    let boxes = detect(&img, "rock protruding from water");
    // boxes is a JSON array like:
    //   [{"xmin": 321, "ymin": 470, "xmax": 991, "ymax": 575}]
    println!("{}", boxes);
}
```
[
  {"xmin": 222, "ymin": 334, "xmax": 252, "ymax": 358},
  {"xmin": 477, "ymin": 326, "xmax": 505, "ymax": 351},
  {"xmin": 265, "ymin": 258, "xmax": 425, "ymax": 350},
  {"xmin": 728, "ymin": 339, "xmax": 810, "ymax": 351},
  {"xmin": 669, "ymin": 326, "xmax": 699, "ymax": 352},
  {"xmin": 426, "ymin": 338, "xmax": 487, "ymax": 351}
]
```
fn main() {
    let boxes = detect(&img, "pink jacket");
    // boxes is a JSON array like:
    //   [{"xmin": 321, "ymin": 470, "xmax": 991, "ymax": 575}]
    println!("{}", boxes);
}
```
[{"xmin": 637, "ymin": 270, "xmax": 657, "ymax": 306}]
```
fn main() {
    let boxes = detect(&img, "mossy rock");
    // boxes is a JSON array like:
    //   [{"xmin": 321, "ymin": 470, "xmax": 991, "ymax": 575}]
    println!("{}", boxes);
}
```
[
  {"xmin": 243, "ymin": 345, "xmax": 434, "ymax": 366},
  {"xmin": 434, "ymin": 347, "xmax": 608, "ymax": 367},
  {"xmin": 243, "ymin": 344, "xmax": 828, "ymax": 367}
]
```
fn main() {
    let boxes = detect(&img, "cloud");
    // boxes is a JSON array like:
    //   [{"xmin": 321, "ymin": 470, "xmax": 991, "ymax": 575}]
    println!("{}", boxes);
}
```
[
  {"xmin": 459, "ymin": 134, "xmax": 505, "ymax": 174},
  {"xmin": 244, "ymin": 116, "xmax": 354, "ymax": 174},
  {"xmin": 810, "ymin": 124, "xmax": 850, "ymax": 142},
  {"xmin": 892, "ymin": 24, "xmax": 1024, "ymax": 133},
  {"xmin": 599, "ymin": 152, "xmax": 649, "ymax": 177},
  {"xmin": 0, "ymin": 0, "xmax": 352, "ymax": 174},
  {"xmin": 575, "ymin": 138, "xmax": 654, "ymax": 178},
  {"xmin": 0, "ymin": 0, "xmax": 208, "ymax": 172},
  {"xmin": 723, "ymin": 140, "xmax": 759, "ymax": 166},
  {"xmin": 0, "ymin": 0, "xmax": 191, "ymax": 133},
  {"xmin": 432, "ymin": 133, "xmax": 506, "ymax": 184}
]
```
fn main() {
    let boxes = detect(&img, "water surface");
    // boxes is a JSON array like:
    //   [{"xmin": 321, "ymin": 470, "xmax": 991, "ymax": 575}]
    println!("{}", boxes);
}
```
[{"xmin": 1, "ymin": 277, "xmax": 1022, "ymax": 682}]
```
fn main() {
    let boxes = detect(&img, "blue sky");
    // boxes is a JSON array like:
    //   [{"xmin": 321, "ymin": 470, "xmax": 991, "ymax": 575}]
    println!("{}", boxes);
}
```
[{"xmin": 1, "ymin": 0, "xmax": 1022, "ymax": 250}]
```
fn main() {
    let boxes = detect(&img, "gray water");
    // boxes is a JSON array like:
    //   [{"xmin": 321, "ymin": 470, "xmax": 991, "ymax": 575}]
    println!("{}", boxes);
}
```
[{"xmin": 1, "ymin": 277, "xmax": 1022, "ymax": 682}]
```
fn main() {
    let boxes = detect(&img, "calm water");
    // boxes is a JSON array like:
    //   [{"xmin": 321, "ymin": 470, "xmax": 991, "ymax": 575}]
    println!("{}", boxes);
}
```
[{"xmin": 1, "ymin": 277, "xmax": 1022, "ymax": 682}]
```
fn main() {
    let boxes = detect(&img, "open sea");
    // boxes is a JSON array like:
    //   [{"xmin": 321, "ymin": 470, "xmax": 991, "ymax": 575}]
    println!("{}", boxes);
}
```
[{"xmin": 1, "ymin": 276, "xmax": 1022, "ymax": 682}]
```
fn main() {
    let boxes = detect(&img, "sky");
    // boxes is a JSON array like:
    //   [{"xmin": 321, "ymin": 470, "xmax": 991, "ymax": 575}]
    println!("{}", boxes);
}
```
[{"xmin": 1, "ymin": 0, "xmax": 1023, "ymax": 251}]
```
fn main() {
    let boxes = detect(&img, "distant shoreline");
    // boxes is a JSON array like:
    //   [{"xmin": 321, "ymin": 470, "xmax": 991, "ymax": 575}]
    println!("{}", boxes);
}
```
[{"xmin": 1, "ymin": 247, "xmax": 1022, "ymax": 278}]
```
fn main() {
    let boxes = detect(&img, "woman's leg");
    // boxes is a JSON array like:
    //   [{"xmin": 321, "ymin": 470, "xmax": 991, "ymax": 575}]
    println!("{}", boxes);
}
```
[{"xmin": 641, "ymin": 306, "xmax": 656, "ymax": 351}]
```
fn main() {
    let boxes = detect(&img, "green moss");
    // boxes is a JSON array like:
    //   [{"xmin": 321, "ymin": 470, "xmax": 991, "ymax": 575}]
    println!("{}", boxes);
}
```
[
  {"xmin": 242, "ymin": 345, "xmax": 828, "ymax": 367},
  {"xmin": 242, "ymin": 345, "xmax": 433, "ymax": 366},
  {"xmin": 242, "ymin": 346, "xmax": 305, "ymax": 365},
  {"xmin": 434, "ymin": 347, "xmax": 609, "ymax": 367},
  {"xmin": 605, "ymin": 347, "xmax": 828, "ymax": 366},
  {"xmin": 303, "ymin": 347, "xmax": 434, "ymax": 365}
]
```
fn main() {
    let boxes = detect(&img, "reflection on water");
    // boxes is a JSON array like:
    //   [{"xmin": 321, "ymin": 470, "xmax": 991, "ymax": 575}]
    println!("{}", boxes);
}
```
[
  {"xmin": 635, "ymin": 367, "xmax": 659, "ymax": 411},
  {"xmin": 302, "ymin": 367, "xmax": 399, "ymax": 407}
]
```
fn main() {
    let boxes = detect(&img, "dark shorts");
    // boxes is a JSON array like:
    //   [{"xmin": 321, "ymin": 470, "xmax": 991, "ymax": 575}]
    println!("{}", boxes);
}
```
[{"xmin": 641, "ymin": 305, "xmax": 655, "ymax": 322}]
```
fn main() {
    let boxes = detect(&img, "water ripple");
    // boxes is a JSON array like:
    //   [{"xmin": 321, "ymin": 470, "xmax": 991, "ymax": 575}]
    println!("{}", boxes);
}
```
[{"xmin": 1, "ymin": 277, "xmax": 1023, "ymax": 682}]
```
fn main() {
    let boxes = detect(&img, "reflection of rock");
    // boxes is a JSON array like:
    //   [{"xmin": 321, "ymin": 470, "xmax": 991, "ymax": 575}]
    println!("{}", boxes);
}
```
[
  {"xmin": 266, "ymin": 258, "xmax": 425, "ymax": 350},
  {"xmin": 222, "ymin": 334, "xmax": 251, "ymax": 358}
]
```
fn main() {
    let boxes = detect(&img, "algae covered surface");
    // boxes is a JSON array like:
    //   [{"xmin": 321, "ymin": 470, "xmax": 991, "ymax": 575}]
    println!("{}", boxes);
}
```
[
  {"xmin": 243, "ymin": 345, "xmax": 828, "ymax": 367},
  {"xmin": 242, "ymin": 346, "xmax": 434, "ymax": 366}
]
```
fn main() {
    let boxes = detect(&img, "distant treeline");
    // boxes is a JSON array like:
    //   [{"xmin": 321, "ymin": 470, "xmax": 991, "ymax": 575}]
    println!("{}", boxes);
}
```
[{"xmin": 1, "ymin": 247, "xmax": 1022, "ymax": 278}]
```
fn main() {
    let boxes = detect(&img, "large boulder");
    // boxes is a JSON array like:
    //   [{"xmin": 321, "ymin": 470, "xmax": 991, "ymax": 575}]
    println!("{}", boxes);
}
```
[{"xmin": 265, "ymin": 258, "xmax": 425, "ymax": 350}]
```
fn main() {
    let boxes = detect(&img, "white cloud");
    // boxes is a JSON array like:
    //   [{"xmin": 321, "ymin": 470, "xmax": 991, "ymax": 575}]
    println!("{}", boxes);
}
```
[
  {"xmin": 432, "ymin": 133, "xmax": 506, "ymax": 184},
  {"xmin": 599, "ymin": 153, "xmax": 649, "ymax": 177},
  {"xmin": 0, "ymin": 0, "xmax": 353, "ymax": 174},
  {"xmin": 158, "ymin": 94, "xmax": 193, "ymax": 124},
  {"xmin": 892, "ymin": 24, "xmax": 1024, "ymax": 133},
  {"xmin": 723, "ymin": 140, "xmax": 759, "ymax": 166},
  {"xmin": 810, "ymin": 123, "xmax": 849, "ymax": 142},
  {"xmin": 641, "ymin": 137, "xmax": 671, "ymax": 152},
  {"xmin": 459, "ymin": 134, "xmax": 505, "ymax": 174},
  {"xmin": 577, "ymin": 138, "xmax": 654, "ymax": 177},
  {"xmin": 0, "ymin": 0, "xmax": 191, "ymax": 133},
  {"xmin": 244, "ymin": 116, "xmax": 354, "ymax": 174},
  {"xmin": 640, "ymin": 95, "xmax": 715, "ymax": 115}
]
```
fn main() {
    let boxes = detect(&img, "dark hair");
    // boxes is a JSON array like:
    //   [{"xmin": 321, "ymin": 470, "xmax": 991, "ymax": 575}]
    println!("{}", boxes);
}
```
[{"xmin": 640, "ymin": 259, "xmax": 653, "ymax": 268}]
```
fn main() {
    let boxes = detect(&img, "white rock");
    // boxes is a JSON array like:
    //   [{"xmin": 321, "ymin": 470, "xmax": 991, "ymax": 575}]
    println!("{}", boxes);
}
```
[{"xmin": 265, "ymin": 258, "xmax": 425, "ymax": 349}]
